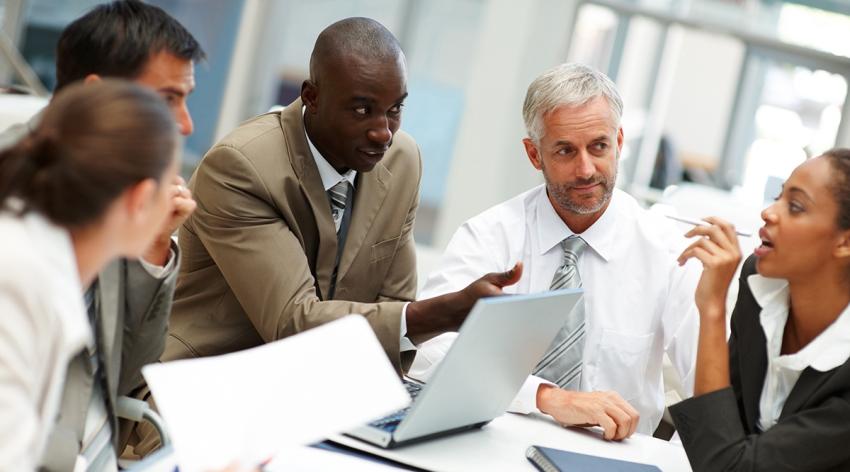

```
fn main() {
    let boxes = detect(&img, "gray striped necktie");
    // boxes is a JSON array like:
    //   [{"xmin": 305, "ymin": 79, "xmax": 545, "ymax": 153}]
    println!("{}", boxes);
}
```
[
  {"xmin": 328, "ymin": 180, "xmax": 351, "ymax": 232},
  {"xmin": 533, "ymin": 235, "xmax": 587, "ymax": 390}
]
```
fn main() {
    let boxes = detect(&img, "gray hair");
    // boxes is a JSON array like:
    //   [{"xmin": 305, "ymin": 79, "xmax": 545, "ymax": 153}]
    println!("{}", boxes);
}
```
[{"xmin": 522, "ymin": 63, "xmax": 623, "ymax": 143}]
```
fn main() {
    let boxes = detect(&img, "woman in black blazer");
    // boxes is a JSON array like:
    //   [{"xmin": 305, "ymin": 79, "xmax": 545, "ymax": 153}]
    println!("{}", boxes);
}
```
[{"xmin": 670, "ymin": 149, "xmax": 850, "ymax": 472}]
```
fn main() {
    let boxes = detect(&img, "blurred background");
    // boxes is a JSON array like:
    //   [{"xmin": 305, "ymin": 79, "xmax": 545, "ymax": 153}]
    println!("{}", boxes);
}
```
[{"xmin": 3, "ymin": 0, "xmax": 850, "ymax": 255}]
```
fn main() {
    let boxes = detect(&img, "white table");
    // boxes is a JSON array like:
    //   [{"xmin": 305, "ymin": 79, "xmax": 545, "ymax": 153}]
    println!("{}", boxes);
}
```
[
  {"xmin": 128, "ymin": 443, "xmax": 412, "ymax": 471},
  {"xmin": 330, "ymin": 412, "xmax": 692, "ymax": 472},
  {"xmin": 132, "ymin": 413, "xmax": 692, "ymax": 471}
]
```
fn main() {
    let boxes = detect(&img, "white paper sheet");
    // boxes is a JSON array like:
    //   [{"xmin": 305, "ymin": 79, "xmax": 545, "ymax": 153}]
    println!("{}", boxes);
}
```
[
  {"xmin": 142, "ymin": 316, "xmax": 409, "ymax": 472},
  {"xmin": 264, "ymin": 445, "xmax": 404, "ymax": 471}
]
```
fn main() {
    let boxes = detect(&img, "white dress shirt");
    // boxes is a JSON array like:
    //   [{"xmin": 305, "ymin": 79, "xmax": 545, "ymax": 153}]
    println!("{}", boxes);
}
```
[
  {"xmin": 0, "ymin": 209, "xmax": 92, "ymax": 470},
  {"xmin": 749, "ymin": 274, "xmax": 850, "ymax": 432},
  {"xmin": 413, "ymin": 185, "xmax": 701, "ymax": 434},
  {"xmin": 138, "ymin": 247, "xmax": 176, "ymax": 279},
  {"xmin": 302, "ymin": 111, "xmax": 413, "ymax": 351},
  {"xmin": 306, "ymin": 134, "xmax": 358, "ymax": 230}
]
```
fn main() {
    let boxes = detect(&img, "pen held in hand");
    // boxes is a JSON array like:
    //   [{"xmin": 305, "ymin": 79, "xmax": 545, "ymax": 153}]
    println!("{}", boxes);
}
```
[{"xmin": 665, "ymin": 214, "xmax": 752, "ymax": 238}]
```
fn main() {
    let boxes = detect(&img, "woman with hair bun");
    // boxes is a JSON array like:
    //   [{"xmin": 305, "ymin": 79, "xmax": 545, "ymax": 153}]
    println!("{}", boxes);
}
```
[
  {"xmin": 672, "ymin": 149, "xmax": 850, "ymax": 471},
  {"xmin": 0, "ymin": 80, "xmax": 179, "ymax": 469}
]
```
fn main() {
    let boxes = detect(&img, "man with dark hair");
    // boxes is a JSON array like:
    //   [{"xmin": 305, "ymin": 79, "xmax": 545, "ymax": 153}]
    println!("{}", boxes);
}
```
[
  {"xmin": 130, "ymin": 16, "xmax": 520, "ymax": 455},
  {"xmin": 0, "ymin": 1, "xmax": 204, "ymax": 470},
  {"xmin": 55, "ymin": 0, "xmax": 204, "ymax": 135},
  {"xmin": 55, "ymin": 0, "xmax": 204, "ymax": 89}
]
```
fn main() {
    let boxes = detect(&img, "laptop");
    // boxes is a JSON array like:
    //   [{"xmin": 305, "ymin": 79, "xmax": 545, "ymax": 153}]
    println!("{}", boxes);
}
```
[{"xmin": 346, "ymin": 288, "xmax": 583, "ymax": 448}]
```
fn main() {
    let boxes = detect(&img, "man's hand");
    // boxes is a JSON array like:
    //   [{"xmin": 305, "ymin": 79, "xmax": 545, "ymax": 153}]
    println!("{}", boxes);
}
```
[
  {"xmin": 406, "ymin": 262, "xmax": 523, "ymax": 336},
  {"xmin": 456, "ymin": 261, "xmax": 523, "ymax": 309},
  {"xmin": 536, "ymin": 384, "xmax": 639, "ymax": 441},
  {"xmin": 142, "ymin": 175, "xmax": 197, "ymax": 266}
]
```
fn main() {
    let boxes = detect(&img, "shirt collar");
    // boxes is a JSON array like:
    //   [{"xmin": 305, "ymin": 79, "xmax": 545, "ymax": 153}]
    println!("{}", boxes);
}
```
[
  {"xmin": 534, "ymin": 186, "xmax": 620, "ymax": 261},
  {"xmin": 302, "ymin": 106, "xmax": 356, "ymax": 191},
  {"xmin": 749, "ymin": 273, "xmax": 850, "ymax": 372}
]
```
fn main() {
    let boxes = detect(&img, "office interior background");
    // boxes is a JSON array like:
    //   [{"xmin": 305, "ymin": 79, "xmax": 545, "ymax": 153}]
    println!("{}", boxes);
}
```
[{"xmin": 2, "ymin": 0, "xmax": 849, "ymax": 266}]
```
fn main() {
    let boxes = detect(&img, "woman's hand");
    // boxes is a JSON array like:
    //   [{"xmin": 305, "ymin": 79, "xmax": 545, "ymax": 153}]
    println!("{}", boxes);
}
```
[
  {"xmin": 677, "ymin": 217, "xmax": 742, "ymax": 320},
  {"xmin": 678, "ymin": 217, "xmax": 741, "ymax": 396}
]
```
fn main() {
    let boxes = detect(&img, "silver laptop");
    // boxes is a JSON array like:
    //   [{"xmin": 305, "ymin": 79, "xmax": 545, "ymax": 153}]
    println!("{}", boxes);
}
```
[{"xmin": 346, "ymin": 288, "xmax": 583, "ymax": 448}]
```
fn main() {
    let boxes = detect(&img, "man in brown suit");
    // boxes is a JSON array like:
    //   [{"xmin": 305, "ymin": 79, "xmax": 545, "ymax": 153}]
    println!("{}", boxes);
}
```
[
  {"xmin": 165, "ymin": 19, "xmax": 518, "ymax": 386},
  {"xmin": 131, "ymin": 17, "xmax": 521, "ymax": 457}
]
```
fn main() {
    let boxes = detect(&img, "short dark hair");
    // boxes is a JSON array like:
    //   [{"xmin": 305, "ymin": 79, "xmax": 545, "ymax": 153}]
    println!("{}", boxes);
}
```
[
  {"xmin": 824, "ymin": 148, "xmax": 850, "ymax": 231},
  {"xmin": 309, "ymin": 17, "xmax": 403, "ymax": 83},
  {"xmin": 55, "ymin": 0, "xmax": 205, "ymax": 91},
  {"xmin": 0, "ymin": 80, "xmax": 178, "ymax": 227}
]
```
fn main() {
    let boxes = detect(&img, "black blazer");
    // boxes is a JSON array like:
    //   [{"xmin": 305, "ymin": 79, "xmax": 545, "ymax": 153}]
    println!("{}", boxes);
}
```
[{"xmin": 670, "ymin": 255, "xmax": 850, "ymax": 472}]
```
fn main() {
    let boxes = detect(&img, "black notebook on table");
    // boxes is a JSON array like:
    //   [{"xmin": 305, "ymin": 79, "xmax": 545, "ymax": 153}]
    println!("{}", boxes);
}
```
[{"xmin": 526, "ymin": 445, "xmax": 662, "ymax": 472}]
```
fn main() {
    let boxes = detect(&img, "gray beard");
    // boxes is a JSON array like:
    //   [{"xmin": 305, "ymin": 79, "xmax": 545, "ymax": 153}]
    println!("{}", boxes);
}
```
[
  {"xmin": 545, "ymin": 162, "xmax": 617, "ymax": 215},
  {"xmin": 548, "ymin": 180, "xmax": 614, "ymax": 214}
]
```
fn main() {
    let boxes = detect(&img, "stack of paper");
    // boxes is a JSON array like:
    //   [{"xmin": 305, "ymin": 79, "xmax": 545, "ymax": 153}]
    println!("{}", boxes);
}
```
[{"xmin": 142, "ymin": 316, "xmax": 409, "ymax": 472}]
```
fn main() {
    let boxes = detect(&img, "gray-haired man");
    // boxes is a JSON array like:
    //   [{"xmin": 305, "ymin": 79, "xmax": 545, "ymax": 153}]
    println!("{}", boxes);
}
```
[{"xmin": 412, "ymin": 63, "xmax": 701, "ymax": 440}]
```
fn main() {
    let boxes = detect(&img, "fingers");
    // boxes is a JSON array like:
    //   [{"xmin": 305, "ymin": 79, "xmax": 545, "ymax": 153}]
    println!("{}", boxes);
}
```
[
  {"xmin": 479, "ymin": 261, "xmax": 523, "ymax": 291},
  {"xmin": 679, "ymin": 238, "xmax": 740, "ymax": 268},
  {"xmin": 704, "ymin": 217, "xmax": 742, "ymax": 263},
  {"xmin": 169, "ymin": 180, "xmax": 196, "ymax": 217},
  {"xmin": 595, "ymin": 405, "xmax": 632, "ymax": 440},
  {"xmin": 684, "ymin": 221, "xmax": 732, "ymax": 250},
  {"xmin": 550, "ymin": 390, "xmax": 638, "ymax": 441},
  {"xmin": 682, "ymin": 217, "xmax": 741, "ymax": 253},
  {"xmin": 678, "ymin": 241, "xmax": 717, "ymax": 266},
  {"xmin": 171, "ymin": 176, "xmax": 188, "ymax": 196},
  {"xmin": 172, "ymin": 181, "xmax": 192, "ymax": 199},
  {"xmin": 602, "ymin": 396, "xmax": 640, "ymax": 438},
  {"xmin": 173, "ymin": 189, "xmax": 196, "ymax": 214},
  {"xmin": 624, "ymin": 402, "xmax": 640, "ymax": 437},
  {"xmin": 157, "ymin": 180, "xmax": 196, "ymax": 238},
  {"xmin": 172, "ymin": 200, "xmax": 197, "ymax": 224},
  {"xmin": 678, "ymin": 217, "xmax": 742, "ymax": 267},
  {"xmin": 498, "ymin": 261, "xmax": 523, "ymax": 287},
  {"xmin": 703, "ymin": 216, "xmax": 740, "ymax": 245},
  {"xmin": 598, "ymin": 392, "xmax": 638, "ymax": 440},
  {"xmin": 598, "ymin": 414, "xmax": 618, "ymax": 441},
  {"xmin": 611, "ymin": 407, "xmax": 631, "ymax": 440}
]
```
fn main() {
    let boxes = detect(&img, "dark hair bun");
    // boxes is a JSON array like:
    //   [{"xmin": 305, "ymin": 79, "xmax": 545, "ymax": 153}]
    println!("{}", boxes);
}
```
[
  {"xmin": 28, "ymin": 130, "xmax": 63, "ymax": 168},
  {"xmin": 0, "ymin": 80, "xmax": 178, "ymax": 227}
]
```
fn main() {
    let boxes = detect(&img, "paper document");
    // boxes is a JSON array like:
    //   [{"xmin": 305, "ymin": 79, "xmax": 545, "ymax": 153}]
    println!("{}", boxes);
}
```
[
  {"xmin": 142, "ymin": 316, "xmax": 409, "ymax": 472},
  {"xmin": 265, "ymin": 445, "xmax": 404, "ymax": 471}
]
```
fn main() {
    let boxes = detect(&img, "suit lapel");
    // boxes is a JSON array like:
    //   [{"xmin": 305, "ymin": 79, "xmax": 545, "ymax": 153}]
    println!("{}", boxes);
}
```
[
  {"xmin": 281, "ymin": 99, "xmax": 337, "ymax": 299},
  {"xmin": 337, "ymin": 163, "xmax": 390, "ymax": 282},
  {"xmin": 96, "ymin": 261, "xmax": 123, "ymax": 413},
  {"xmin": 738, "ymin": 316, "xmax": 769, "ymax": 431},
  {"xmin": 779, "ymin": 367, "xmax": 837, "ymax": 421}
]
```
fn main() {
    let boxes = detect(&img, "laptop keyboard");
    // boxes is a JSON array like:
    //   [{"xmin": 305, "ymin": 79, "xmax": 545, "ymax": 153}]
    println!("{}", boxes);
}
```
[{"xmin": 368, "ymin": 380, "xmax": 423, "ymax": 432}]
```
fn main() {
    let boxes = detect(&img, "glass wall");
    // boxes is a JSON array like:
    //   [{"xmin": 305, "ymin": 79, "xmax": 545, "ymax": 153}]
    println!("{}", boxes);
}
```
[
  {"xmin": 5, "ymin": 0, "xmax": 850, "ymax": 246},
  {"xmin": 563, "ymin": 0, "xmax": 850, "ymax": 212},
  {"xmin": 14, "ymin": 0, "xmax": 245, "ymax": 173},
  {"xmin": 223, "ymin": 0, "xmax": 485, "ymax": 244}
]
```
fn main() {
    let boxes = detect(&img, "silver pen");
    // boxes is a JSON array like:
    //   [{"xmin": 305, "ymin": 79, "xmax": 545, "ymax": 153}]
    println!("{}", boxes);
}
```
[{"xmin": 665, "ymin": 214, "xmax": 752, "ymax": 238}]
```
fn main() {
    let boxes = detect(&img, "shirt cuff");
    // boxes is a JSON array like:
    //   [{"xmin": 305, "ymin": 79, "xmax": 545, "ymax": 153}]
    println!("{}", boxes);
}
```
[
  {"xmin": 400, "ymin": 302, "xmax": 416, "ymax": 352},
  {"xmin": 508, "ymin": 375, "xmax": 554, "ymax": 414},
  {"xmin": 139, "ymin": 248, "xmax": 176, "ymax": 279}
]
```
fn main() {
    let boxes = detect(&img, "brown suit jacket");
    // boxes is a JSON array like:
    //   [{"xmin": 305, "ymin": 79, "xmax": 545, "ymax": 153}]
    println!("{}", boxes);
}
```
[{"xmin": 165, "ymin": 98, "xmax": 421, "ymax": 370}]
